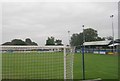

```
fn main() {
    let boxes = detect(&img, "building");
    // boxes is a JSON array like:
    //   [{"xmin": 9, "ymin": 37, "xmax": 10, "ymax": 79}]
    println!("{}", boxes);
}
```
[
  {"xmin": 83, "ymin": 40, "xmax": 112, "ymax": 54},
  {"xmin": 0, "ymin": 45, "xmax": 67, "ymax": 53}
]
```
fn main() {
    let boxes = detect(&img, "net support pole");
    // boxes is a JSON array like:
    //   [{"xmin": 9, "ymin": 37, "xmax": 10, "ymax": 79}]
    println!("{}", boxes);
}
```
[
  {"xmin": 72, "ymin": 47, "xmax": 75, "ymax": 79},
  {"xmin": 71, "ymin": 48, "xmax": 73, "ymax": 80},
  {"xmin": 82, "ymin": 46, "xmax": 85, "ymax": 80},
  {"xmin": 64, "ymin": 47, "xmax": 66, "ymax": 80},
  {"xmin": 69, "ymin": 48, "xmax": 73, "ymax": 80},
  {"xmin": 82, "ymin": 25, "xmax": 85, "ymax": 80}
]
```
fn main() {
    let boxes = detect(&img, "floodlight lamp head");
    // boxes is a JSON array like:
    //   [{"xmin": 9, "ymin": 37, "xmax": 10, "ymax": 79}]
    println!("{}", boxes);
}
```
[
  {"xmin": 82, "ymin": 25, "xmax": 84, "ymax": 27},
  {"xmin": 110, "ymin": 15, "xmax": 114, "ymax": 18},
  {"xmin": 68, "ymin": 31, "xmax": 70, "ymax": 33}
]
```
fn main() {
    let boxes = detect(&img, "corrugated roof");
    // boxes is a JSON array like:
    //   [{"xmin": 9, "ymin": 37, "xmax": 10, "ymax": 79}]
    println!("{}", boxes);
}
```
[
  {"xmin": 109, "ymin": 43, "xmax": 120, "ymax": 47},
  {"xmin": 83, "ymin": 40, "xmax": 111, "ymax": 46}
]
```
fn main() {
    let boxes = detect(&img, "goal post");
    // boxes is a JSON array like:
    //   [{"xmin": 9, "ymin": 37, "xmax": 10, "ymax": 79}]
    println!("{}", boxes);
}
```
[
  {"xmin": 65, "ymin": 46, "xmax": 75, "ymax": 80},
  {"xmin": 1, "ymin": 45, "xmax": 74, "ymax": 80}
]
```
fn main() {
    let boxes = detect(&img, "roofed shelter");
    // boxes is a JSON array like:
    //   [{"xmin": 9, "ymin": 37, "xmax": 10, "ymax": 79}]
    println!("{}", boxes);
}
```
[{"xmin": 83, "ymin": 40, "xmax": 112, "ymax": 54}]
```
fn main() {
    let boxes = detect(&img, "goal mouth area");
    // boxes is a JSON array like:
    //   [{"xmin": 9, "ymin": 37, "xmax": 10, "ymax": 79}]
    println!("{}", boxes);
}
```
[{"xmin": 1, "ymin": 45, "xmax": 74, "ymax": 80}]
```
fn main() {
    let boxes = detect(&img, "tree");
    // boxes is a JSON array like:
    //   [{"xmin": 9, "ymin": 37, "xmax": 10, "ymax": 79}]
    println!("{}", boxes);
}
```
[
  {"xmin": 25, "ymin": 38, "xmax": 38, "ymax": 45},
  {"xmin": 31, "ymin": 42, "xmax": 38, "ymax": 45},
  {"xmin": 2, "ymin": 42, "xmax": 12, "ymax": 45},
  {"xmin": 55, "ymin": 39, "xmax": 63, "ymax": 45},
  {"xmin": 11, "ymin": 39, "xmax": 26, "ymax": 45},
  {"xmin": 96, "ymin": 37, "xmax": 105, "ymax": 41},
  {"xmin": 45, "ymin": 37, "xmax": 63, "ymax": 46},
  {"xmin": 46, "ymin": 36, "xmax": 55, "ymax": 45},
  {"xmin": 25, "ymin": 38, "xmax": 32, "ymax": 44},
  {"xmin": 103, "ymin": 36, "xmax": 113, "ymax": 40},
  {"xmin": 84, "ymin": 28, "xmax": 98, "ymax": 42},
  {"xmin": 70, "ymin": 33, "xmax": 82, "ymax": 47},
  {"xmin": 70, "ymin": 28, "xmax": 105, "ymax": 47},
  {"xmin": 2, "ymin": 38, "xmax": 38, "ymax": 46}
]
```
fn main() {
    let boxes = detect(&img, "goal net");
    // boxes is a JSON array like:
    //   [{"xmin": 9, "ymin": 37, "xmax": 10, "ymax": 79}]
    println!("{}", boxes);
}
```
[{"xmin": 1, "ymin": 46, "xmax": 74, "ymax": 80}]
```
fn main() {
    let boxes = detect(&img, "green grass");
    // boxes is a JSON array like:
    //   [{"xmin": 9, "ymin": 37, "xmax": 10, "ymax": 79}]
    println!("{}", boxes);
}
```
[
  {"xmin": 73, "ymin": 53, "xmax": 118, "ymax": 80},
  {"xmin": 2, "ymin": 52, "xmax": 118, "ymax": 80},
  {"xmin": 2, "ymin": 52, "xmax": 64, "ymax": 79}
]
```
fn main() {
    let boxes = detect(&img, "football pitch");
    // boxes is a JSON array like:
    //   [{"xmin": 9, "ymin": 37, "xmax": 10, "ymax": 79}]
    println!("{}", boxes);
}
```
[{"xmin": 2, "ymin": 52, "xmax": 118, "ymax": 80}]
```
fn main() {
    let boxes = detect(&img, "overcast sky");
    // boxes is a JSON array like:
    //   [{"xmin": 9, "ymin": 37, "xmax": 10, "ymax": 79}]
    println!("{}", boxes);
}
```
[{"xmin": 2, "ymin": 1, "xmax": 118, "ymax": 45}]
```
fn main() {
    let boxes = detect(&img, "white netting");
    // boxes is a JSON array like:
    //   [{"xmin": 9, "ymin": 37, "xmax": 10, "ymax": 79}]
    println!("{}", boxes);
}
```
[{"xmin": 1, "ymin": 46, "xmax": 74, "ymax": 80}]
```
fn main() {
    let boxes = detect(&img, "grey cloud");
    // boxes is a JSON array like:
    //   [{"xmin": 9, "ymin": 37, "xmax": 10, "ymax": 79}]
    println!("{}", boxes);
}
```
[{"xmin": 2, "ymin": 2, "xmax": 118, "ymax": 45}]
